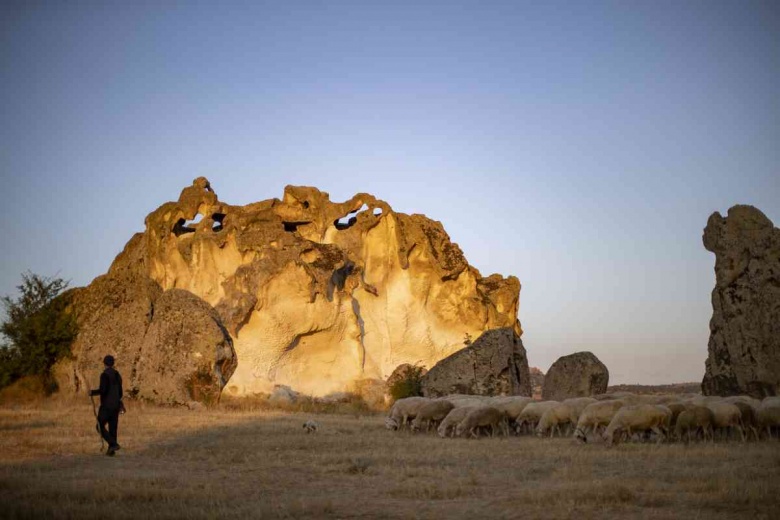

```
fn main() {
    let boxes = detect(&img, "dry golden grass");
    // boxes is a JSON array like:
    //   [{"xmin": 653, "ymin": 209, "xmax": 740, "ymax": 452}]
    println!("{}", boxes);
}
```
[{"xmin": 1, "ymin": 397, "xmax": 779, "ymax": 519}]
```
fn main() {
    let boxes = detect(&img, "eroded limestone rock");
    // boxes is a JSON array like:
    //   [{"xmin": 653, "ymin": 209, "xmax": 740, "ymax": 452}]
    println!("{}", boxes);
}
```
[
  {"xmin": 67, "ymin": 178, "xmax": 523, "ymax": 401},
  {"xmin": 55, "ymin": 274, "xmax": 236, "ymax": 406},
  {"xmin": 542, "ymin": 352, "xmax": 608, "ymax": 400},
  {"xmin": 134, "ymin": 289, "xmax": 236, "ymax": 405},
  {"xmin": 702, "ymin": 205, "xmax": 780, "ymax": 397},
  {"xmin": 420, "ymin": 328, "xmax": 531, "ymax": 397}
]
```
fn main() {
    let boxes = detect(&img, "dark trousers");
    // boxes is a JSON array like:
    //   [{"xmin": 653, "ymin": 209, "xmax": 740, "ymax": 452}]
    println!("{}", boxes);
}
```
[{"xmin": 97, "ymin": 406, "xmax": 120, "ymax": 448}]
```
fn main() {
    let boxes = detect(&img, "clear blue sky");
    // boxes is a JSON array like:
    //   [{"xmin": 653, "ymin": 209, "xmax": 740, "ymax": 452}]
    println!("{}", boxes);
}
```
[{"xmin": 1, "ymin": 1, "xmax": 778, "ymax": 384}]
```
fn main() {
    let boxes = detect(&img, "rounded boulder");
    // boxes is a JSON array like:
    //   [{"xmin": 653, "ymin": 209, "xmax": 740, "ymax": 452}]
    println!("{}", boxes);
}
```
[{"xmin": 542, "ymin": 351, "xmax": 609, "ymax": 401}]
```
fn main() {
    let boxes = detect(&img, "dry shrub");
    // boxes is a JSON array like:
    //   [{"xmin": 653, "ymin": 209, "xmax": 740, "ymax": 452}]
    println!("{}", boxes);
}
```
[
  {"xmin": 388, "ymin": 365, "xmax": 425, "ymax": 401},
  {"xmin": 219, "ymin": 392, "xmax": 379, "ymax": 416},
  {"xmin": 0, "ymin": 375, "xmax": 49, "ymax": 405}
]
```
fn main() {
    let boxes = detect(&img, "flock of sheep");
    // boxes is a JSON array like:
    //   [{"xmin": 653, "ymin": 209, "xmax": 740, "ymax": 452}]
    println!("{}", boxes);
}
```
[{"xmin": 384, "ymin": 392, "xmax": 780, "ymax": 445}]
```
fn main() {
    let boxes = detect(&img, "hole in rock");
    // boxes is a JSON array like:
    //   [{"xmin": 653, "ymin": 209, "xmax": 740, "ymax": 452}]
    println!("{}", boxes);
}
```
[
  {"xmin": 212, "ymin": 213, "xmax": 225, "ymax": 232},
  {"xmin": 283, "ymin": 221, "xmax": 310, "ymax": 233},
  {"xmin": 373, "ymin": 207, "xmax": 382, "ymax": 216},
  {"xmin": 184, "ymin": 213, "xmax": 204, "ymax": 227},
  {"xmin": 173, "ymin": 217, "xmax": 197, "ymax": 236},
  {"xmin": 334, "ymin": 204, "xmax": 369, "ymax": 230},
  {"xmin": 303, "ymin": 201, "xmax": 310, "ymax": 209}
]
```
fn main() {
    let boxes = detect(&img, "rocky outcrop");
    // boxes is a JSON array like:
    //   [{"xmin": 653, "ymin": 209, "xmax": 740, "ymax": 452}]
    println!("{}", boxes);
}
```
[
  {"xmin": 63, "ymin": 178, "xmax": 522, "ymax": 402},
  {"xmin": 55, "ymin": 273, "xmax": 236, "ymax": 406},
  {"xmin": 420, "ymin": 328, "xmax": 531, "ymax": 397},
  {"xmin": 542, "ymin": 352, "xmax": 608, "ymax": 400},
  {"xmin": 133, "ymin": 289, "xmax": 235, "ymax": 405},
  {"xmin": 529, "ymin": 367, "xmax": 545, "ymax": 399},
  {"xmin": 702, "ymin": 205, "xmax": 780, "ymax": 398}
]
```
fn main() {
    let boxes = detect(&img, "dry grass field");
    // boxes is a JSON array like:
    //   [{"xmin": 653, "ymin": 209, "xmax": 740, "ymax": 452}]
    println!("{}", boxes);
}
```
[{"xmin": 1, "ymin": 398, "xmax": 779, "ymax": 519}]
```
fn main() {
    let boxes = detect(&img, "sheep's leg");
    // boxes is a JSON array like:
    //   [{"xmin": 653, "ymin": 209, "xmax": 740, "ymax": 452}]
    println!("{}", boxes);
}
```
[{"xmin": 651, "ymin": 426, "xmax": 665, "ymax": 444}]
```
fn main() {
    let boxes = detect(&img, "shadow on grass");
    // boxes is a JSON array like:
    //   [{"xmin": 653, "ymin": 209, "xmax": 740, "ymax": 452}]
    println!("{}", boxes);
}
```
[{"xmin": 0, "ymin": 420, "xmax": 57, "ymax": 432}]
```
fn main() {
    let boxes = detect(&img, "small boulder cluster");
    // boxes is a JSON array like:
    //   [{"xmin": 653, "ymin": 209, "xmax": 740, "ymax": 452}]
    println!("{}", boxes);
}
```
[{"xmin": 384, "ymin": 392, "xmax": 780, "ymax": 445}]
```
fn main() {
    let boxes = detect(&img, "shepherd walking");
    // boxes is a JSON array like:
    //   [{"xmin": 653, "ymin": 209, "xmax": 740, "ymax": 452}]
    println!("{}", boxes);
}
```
[{"xmin": 90, "ymin": 355, "xmax": 123, "ymax": 456}]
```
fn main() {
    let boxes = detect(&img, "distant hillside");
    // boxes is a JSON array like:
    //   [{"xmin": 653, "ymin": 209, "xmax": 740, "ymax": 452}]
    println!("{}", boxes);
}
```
[{"xmin": 607, "ymin": 382, "xmax": 701, "ymax": 395}]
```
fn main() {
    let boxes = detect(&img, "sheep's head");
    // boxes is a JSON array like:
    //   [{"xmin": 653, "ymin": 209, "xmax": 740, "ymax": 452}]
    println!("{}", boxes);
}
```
[
  {"xmin": 574, "ymin": 428, "xmax": 587, "ymax": 443},
  {"xmin": 384, "ymin": 417, "xmax": 399, "ymax": 431},
  {"xmin": 455, "ymin": 423, "xmax": 466, "ymax": 437}
]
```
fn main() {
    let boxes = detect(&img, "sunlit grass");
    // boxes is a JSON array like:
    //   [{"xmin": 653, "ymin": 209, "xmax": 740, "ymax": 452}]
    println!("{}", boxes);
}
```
[{"xmin": 1, "ymin": 397, "xmax": 778, "ymax": 519}]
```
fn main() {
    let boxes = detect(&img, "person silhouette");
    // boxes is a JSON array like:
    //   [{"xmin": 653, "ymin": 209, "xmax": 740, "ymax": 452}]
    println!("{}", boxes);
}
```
[{"xmin": 90, "ymin": 355, "xmax": 123, "ymax": 456}]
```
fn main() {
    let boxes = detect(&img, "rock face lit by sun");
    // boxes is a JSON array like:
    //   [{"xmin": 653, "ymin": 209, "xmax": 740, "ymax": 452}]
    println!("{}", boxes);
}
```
[{"xmin": 57, "ymin": 178, "xmax": 521, "ymax": 403}]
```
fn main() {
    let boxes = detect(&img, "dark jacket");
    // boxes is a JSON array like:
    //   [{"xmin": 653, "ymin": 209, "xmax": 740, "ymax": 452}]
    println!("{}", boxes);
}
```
[{"xmin": 90, "ymin": 367, "xmax": 123, "ymax": 409}]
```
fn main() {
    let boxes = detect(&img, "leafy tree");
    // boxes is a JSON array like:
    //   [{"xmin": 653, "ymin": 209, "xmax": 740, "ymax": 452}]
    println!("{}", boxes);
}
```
[
  {"xmin": 0, "ymin": 273, "xmax": 77, "ymax": 392},
  {"xmin": 388, "ymin": 364, "xmax": 425, "ymax": 401}
]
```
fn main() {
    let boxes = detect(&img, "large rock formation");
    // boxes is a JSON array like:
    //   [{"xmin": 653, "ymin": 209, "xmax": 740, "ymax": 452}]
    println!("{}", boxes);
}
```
[
  {"xmin": 542, "ymin": 352, "xmax": 608, "ymax": 400},
  {"xmin": 59, "ymin": 178, "xmax": 522, "ymax": 402},
  {"xmin": 702, "ymin": 205, "xmax": 780, "ymax": 398},
  {"xmin": 420, "ymin": 328, "xmax": 531, "ymax": 397}
]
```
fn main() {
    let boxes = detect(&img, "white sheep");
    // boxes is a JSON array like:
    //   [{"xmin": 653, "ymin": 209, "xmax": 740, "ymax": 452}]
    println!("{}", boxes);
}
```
[
  {"xmin": 536, "ymin": 403, "xmax": 574, "ymax": 438},
  {"xmin": 455, "ymin": 406, "xmax": 506, "ymax": 438},
  {"xmin": 302, "ymin": 420, "xmax": 320, "ymax": 433},
  {"xmin": 385, "ymin": 396, "xmax": 431, "ymax": 430},
  {"xmin": 757, "ymin": 397, "xmax": 780, "ymax": 439},
  {"xmin": 440, "ymin": 394, "xmax": 494, "ymax": 408},
  {"xmin": 673, "ymin": 405, "xmax": 714, "ymax": 442},
  {"xmin": 705, "ymin": 401, "xmax": 744, "ymax": 441},
  {"xmin": 723, "ymin": 395, "xmax": 762, "ymax": 410},
  {"xmin": 490, "ymin": 396, "xmax": 533, "ymax": 432},
  {"xmin": 562, "ymin": 397, "xmax": 598, "ymax": 424},
  {"xmin": 666, "ymin": 402, "xmax": 688, "ymax": 426},
  {"xmin": 515, "ymin": 401, "xmax": 559, "ymax": 434},
  {"xmin": 437, "ymin": 406, "xmax": 477, "ymax": 438},
  {"xmin": 732, "ymin": 401, "xmax": 760, "ymax": 441},
  {"xmin": 410, "ymin": 400, "xmax": 455, "ymax": 433},
  {"xmin": 491, "ymin": 396, "xmax": 534, "ymax": 416},
  {"xmin": 602, "ymin": 405, "xmax": 672, "ymax": 446},
  {"xmin": 573, "ymin": 400, "xmax": 626, "ymax": 442}
]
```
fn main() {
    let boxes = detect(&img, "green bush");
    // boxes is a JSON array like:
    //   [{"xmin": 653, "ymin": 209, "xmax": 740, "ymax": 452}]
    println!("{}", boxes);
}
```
[
  {"xmin": 388, "ymin": 365, "xmax": 425, "ymax": 401},
  {"xmin": 0, "ymin": 273, "xmax": 78, "ymax": 393}
]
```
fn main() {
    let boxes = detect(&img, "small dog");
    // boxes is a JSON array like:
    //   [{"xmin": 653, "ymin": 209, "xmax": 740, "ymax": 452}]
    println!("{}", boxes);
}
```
[{"xmin": 303, "ymin": 420, "xmax": 320, "ymax": 434}]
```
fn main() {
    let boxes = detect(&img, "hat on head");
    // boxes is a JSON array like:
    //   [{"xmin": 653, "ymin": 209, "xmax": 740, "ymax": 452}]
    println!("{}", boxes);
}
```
[{"xmin": 103, "ymin": 355, "xmax": 115, "ymax": 367}]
